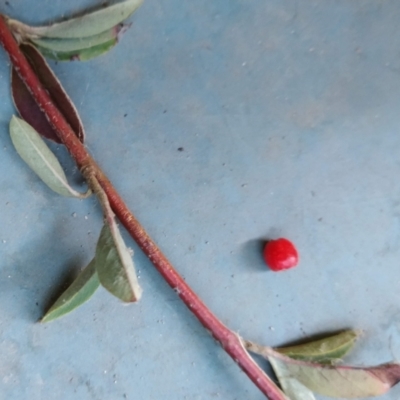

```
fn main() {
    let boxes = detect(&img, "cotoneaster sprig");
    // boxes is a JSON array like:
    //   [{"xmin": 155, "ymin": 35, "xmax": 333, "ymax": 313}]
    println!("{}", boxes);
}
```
[{"xmin": 0, "ymin": 2, "xmax": 399, "ymax": 399}]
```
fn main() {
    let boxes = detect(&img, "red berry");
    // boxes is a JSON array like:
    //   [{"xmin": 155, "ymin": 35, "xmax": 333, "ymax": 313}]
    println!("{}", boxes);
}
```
[{"xmin": 263, "ymin": 238, "xmax": 299, "ymax": 272}]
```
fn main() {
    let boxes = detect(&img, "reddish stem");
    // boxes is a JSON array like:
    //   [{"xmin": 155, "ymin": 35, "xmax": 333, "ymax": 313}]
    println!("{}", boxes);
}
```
[{"xmin": 0, "ymin": 15, "xmax": 287, "ymax": 400}]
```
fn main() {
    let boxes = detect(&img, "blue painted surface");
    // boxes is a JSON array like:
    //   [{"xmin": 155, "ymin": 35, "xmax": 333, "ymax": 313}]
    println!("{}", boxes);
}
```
[{"xmin": 1, "ymin": 1, "xmax": 400, "ymax": 399}]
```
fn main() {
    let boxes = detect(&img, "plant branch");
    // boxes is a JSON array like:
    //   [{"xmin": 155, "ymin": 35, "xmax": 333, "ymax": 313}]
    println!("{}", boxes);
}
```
[{"xmin": 0, "ymin": 15, "xmax": 287, "ymax": 400}]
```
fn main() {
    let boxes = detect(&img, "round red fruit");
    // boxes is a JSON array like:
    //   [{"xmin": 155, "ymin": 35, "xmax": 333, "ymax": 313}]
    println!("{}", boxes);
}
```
[{"xmin": 263, "ymin": 238, "xmax": 299, "ymax": 272}]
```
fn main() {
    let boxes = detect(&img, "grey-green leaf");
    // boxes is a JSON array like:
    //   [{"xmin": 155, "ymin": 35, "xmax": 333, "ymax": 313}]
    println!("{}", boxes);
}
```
[
  {"xmin": 95, "ymin": 220, "xmax": 142, "ymax": 303},
  {"xmin": 31, "ymin": 25, "xmax": 122, "ymax": 53},
  {"xmin": 9, "ymin": 116, "xmax": 89, "ymax": 198},
  {"xmin": 271, "ymin": 344, "xmax": 317, "ymax": 400},
  {"xmin": 41, "ymin": 259, "xmax": 100, "ymax": 323},
  {"xmin": 36, "ymin": 38, "xmax": 117, "ymax": 62},
  {"xmin": 28, "ymin": 0, "xmax": 143, "ymax": 39},
  {"xmin": 270, "ymin": 356, "xmax": 316, "ymax": 400},
  {"xmin": 276, "ymin": 330, "xmax": 360, "ymax": 364},
  {"xmin": 268, "ymin": 353, "xmax": 400, "ymax": 398},
  {"xmin": 281, "ymin": 379, "xmax": 316, "ymax": 400}
]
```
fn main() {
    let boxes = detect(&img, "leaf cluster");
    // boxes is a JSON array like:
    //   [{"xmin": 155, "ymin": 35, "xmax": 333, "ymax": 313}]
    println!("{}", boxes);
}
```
[
  {"xmin": 8, "ymin": 1, "xmax": 144, "ymax": 322},
  {"xmin": 246, "ymin": 331, "xmax": 400, "ymax": 399}
]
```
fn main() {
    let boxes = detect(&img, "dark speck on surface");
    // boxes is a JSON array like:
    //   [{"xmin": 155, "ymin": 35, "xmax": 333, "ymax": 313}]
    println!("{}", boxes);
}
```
[
  {"xmin": 178, "ymin": 147, "xmax": 184, "ymax": 152},
  {"xmin": 163, "ymin": 110, "xmax": 167, "ymax": 113},
  {"xmin": 124, "ymin": 113, "xmax": 127, "ymax": 117}
]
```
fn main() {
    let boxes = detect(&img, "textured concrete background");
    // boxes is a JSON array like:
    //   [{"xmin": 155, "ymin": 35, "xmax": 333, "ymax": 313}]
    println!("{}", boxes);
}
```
[{"xmin": 1, "ymin": 1, "xmax": 400, "ymax": 399}]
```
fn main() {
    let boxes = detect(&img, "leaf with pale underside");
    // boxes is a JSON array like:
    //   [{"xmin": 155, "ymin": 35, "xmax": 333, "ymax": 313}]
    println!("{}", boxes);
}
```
[
  {"xmin": 41, "ymin": 259, "xmax": 100, "ymax": 323},
  {"xmin": 9, "ymin": 116, "xmax": 89, "ymax": 198},
  {"xmin": 36, "ymin": 38, "xmax": 118, "ymax": 62},
  {"xmin": 268, "ymin": 351, "xmax": 400, "ymax": 399},
  {"xmin": 26, "ymin": 0, "xmax": 143, "ymax": 39},
  {"xmin": 12, "ymin": 44, "xmax": 85, "ymax": 143},
  {"xmin": 31, "ymin": 24, "xmax": 125, "ymax": 53},
  {"xmin": 271, "ymin": 331, "xmax": 359, "ymax": 400},
  {"xmin": 276, "ymin": 330, "xmax": 360, "ymax": 364},
  {"xmin": 270, "ymin": 358, "xmax": 316, "ymax": 400},
  {"xmin": 95, "ymin": 220, "xmax": 142, "ymax": 303}
]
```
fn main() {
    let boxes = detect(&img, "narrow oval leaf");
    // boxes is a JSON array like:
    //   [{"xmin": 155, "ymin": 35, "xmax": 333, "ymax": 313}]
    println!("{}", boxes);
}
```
[
  {"xmin": 36, "ymin": 38, "xmax": 117, "ymax": 62},
  {"xmin": 41, "ymin": 259, "xmax": 100, "ymax": 323},
  {"xmin": 268, "ymin": 354, "xmax": 400, "ymax": 398},
  {"xmin": 95, "ymin": 220, "xmax": 142, "ymax": 303},
  {"xmin": 31, "ymin": 24, "xmax": 123, "ymax": 53},
  {"xmin": 13, "ymin": 44, "xmax": 85, "ymax": 142},
  {"xmin": 276, "ymin": 330, "xmax": 360, "ymax": 364},
  {"xmin": 9, "ymin": 115, "xmax": 89, "ymax": 198},
  {"xmin": 28, "ymin": 0, "xmax": 143, "ymax": 39}
]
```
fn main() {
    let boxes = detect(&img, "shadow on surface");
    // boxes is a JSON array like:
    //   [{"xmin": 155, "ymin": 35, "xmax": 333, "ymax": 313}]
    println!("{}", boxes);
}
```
[
  {"xmin": 1, "ymin": 218, "xmax": 87, "ymax": 322},
  {"xmin": 239, "ymin": 229, "xmax": 282, "ymax": 272}
]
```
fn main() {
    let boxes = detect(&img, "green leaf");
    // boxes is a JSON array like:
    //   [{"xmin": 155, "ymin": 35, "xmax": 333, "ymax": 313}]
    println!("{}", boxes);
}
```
[
  {"xmin": 270, "ymin": 357, "xmax": 316, "ymax": 400},
  {"xmin": 41, "ymin": 259, "xmax": 100, "ymax": 323},
  {"xmin": 36, "ymin": 38, "xmax": 117, "ymax": 62},
  {"xmin": 271, "ymin": 347, "xmax": 316, "ymax": 400},
  {"xmin": 31, "ymin": 24, "xmax": 123, "ymax": 53},
  {"xmin": 28, "ymin": 0, "xmax": 143, "ymax": 39},
  {"xmin": 268, "ymin": 353, "xmax": 400, "ymax": 398},
  {"xmin": 276, "ymin": 330, "xmax": 360, "ymax": 364},
  {"xmin": 95, "ymin": 219, "xmax": 142, "ymax": 303},
  {"xmin": 9, "ymin": 116, "xmax": 90, "ymax": 198}
]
